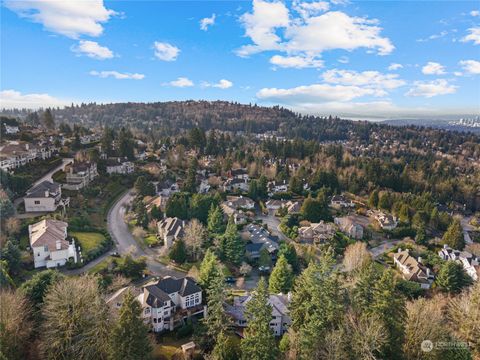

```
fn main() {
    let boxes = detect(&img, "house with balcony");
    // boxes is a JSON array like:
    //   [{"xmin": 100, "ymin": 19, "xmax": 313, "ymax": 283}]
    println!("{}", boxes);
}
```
[
  {"xmin": 64, "ymin": 161, "xmax": 98, "ymax": 190},
  {"xmin": 334, "ymin": 216, "xmax": 364, "ymax": 239},
  {"xmin": 29, "ymin": 219, "xmax": 76, "ymax": 268},
  {"xmin": 24, "ymin": 180, "xmax": 69, "ymax": 213},
  {"xmin": 298, "ymin": 221, "xmax": 336, "ymax": 243},
  {"xmin": 268, "ymin": 180, "xmax": 288, "ymax": 195},
  {"xmin": 106, "ymin": 158, "xmax": 134, "ymax": 174},
  {"xmin": 330, "ymin": 194, "xmax": 355, "ymax": 209},
  {"xmin": 439, "ymin": 244, "xmax": 479, "ymax": 281},
  {"xmin": 223, "ymin": 177, "xmax": 249, "ymax": 192}
]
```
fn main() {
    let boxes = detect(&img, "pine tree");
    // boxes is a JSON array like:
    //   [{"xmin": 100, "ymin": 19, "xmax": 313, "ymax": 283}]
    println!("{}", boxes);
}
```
[
  {"xmin": 436, "ymin": 261, "xmax": 472, "ymax": 294},
  {"xmin": 110, "ymin": 290, "xmax": 152, "ymax": 360},
  {"xmin": 369, "ymin": 270, "xmax": 406, "ymax": 359},
  {"xmin": 169, "ymin": 239, "xmax": 187, "ymax": 264},
  {"xmin": 442, "ymin": 219, "xmax": 465, "ymax": 250},
  {"xmin": 1, "ymin": 240, "xmax": 21, "ymax": 275},
  {"xmin": 278, "ymin": 242, "xmax": 299, "ymax": 272},
  {"xmin": 240, "ymin": 278, "xmax": 278, "ymax": 360},
  {"xmin": 269, "ymin": 254, "xmax": 293, "ymax": 293},
  {"xmin": 248, "ymin": 180, "xmax": 258, "ymax": 200},
  {"xmin": 223, "ymin": 216, "xmax": 244, "ymax": 265},
  {"xmin": 43, "ymin": 108, "xmax": 55, "ymax": 129},
  {"xmin": 368, "ymin": 190, "xmax": 379, "ymax": 208},
  {"xmin": 207, "ymin": 204, "xmax": 225, "ymax": 234},
  {"xmin": 198, "ymin": 249, "xmax": 222, "ymax": 291}
]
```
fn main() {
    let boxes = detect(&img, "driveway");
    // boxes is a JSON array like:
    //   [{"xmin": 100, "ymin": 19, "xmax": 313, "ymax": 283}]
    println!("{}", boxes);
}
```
[
  {"xmin": 256, "ymin": 210, "xmax": 289, "ymax": 242},
  {"xmin": 369, "ymin": 239, "xmax": 401, "ymax": 258}
]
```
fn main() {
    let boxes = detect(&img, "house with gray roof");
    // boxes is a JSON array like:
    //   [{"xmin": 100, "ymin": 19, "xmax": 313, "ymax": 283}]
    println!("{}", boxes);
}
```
[
  {"xmin": 157, "ymin": 217, "xmax": 186, "ymax": 249},
  {"xmin": 24, "ymin": 180, "xmax": 70, "ymax": 213}
]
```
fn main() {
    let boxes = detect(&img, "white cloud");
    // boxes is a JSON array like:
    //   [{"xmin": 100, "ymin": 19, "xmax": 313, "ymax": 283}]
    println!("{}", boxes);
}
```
[
  {"xmin": 406, "ymin": 79, "xmax": 457, "ymax": 98},
  {"xmin": 422, "ymin": 62, "xmax": 446, "ymax": 75},
  {"xmin": 388, "ymin": 63, "xmax": 403, "ymax": 71},
  {"xmin": 71, "ymin": 40, "xmax": 114, "ymax": 60},
  {"xmin": 200, "ymin": 14, "xmax": 216, "ymax": 31},
  {"xmin": 153, "ymin": 42, "xmax": 180, "ymax": 61},
  {"xmin": 257, "ymin": 83, "xmax": 378, "ymax": 103},
  {"xmin": 338, "ymin": 56, "xmax": 349, "ymax": 64},
  {"xmin": 237, "ymin": 1, "xmax": 394, "ymax": 60},
  {"xmin": 164, "ymin": 77, "xmax": 194, "ymax": 87},
  {"xmin": 202, "ymin": 79, "xmax": 234, "ymax": 89},
  {"xmin": 293, "ymin": 1, "xmax": 329, "ymax": 18},
  {"xmin": 462, "ymin": 27, "xmax": 480, "ymax": 45},
  {"xmin": 321, "ymin": 69, "xmax": 405, "ymax": 96},
  {"xmin": 4, "ymin": 0, "xmax": 116, "ymax": 38},
  {"xmin": 270, "ymin": 54, "xmax": 324, "ymax": 68},
  {"xmin": 470, "ymin": 10, "xmax": 479, "ymax": 17},
  {"xmin": 0, "ymin": 89, "xmax": 69, "ymax": 109},
  {"xmin": 89, "ymin": 70, "xmax": 144, "ymax": 80},
  {"xmin": 459, "ymin": 59, "xmax": 480, "ymax": 74},
  {"xmin": 417, "ymin": 30, "xmax": 448, "ymax": 42}
]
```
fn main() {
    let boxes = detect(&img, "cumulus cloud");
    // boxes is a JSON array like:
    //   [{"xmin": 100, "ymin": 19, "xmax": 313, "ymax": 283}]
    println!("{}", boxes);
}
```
[
  {"xmin": 236, "ymin": 1, "xmax": 394, "ymax": 60},
  {"xmin": 388, "ymin": 63, "xmax": 403, "ymax": 71},
  {"xmin": 461, "ymin": 27, "xmax": 480, "ymax": 45},
  {"xmin": 270, "ymin": 54, "xmax": 324, "ymax": 68},
  {"xmin": 164, "ymin": 77, "xmax": 194, "ymax": 87},
  {"xmin": 405, "ymin": 79, "xmax": 457, "ymax": 98},
  {"xmin": 202, "ymin": 79, "xmax": 233, "ymax": 89},
  {"xmin": 153, "ymin": 42, "xmax": 180, "ymax": 61},
  {"xmin": 293, "ymin": 1, "xmax": 330, "ymax": 18},
  {"xmin": 200, "ymin": 14, "xmax": 216, "ymax": 31},
  {"xmin": 89, "ymin": 70, "xmax": 144, "ymax": 80},
  {"xmin": 422, "ymin": 62, "xmax": 446, "ymax": 75},
  {"xmin": 459, "ymin": 59, "xmax": 480, "ymax": 74},
  {"xmin": 321, "ymin": 69, "xmax": 405, "ymax": 96},
  {"xmin": 0, "ymin": 89, "xmax": 69, "ymax": 109},
  {"xmin": 470, "ymin": 10, "xmax": 479, "ymax": 17},
  {"xmin": 4, "ymin": 0, "xmax": 116, "ymax": 38},
  {"xmin": 71, "ymin": 40, "xmax": 114, "ymax": 60}
]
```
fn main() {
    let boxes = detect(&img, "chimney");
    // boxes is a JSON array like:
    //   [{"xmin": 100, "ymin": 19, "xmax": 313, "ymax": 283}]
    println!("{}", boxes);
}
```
[
  {"xmin": 417, "ymin": 257, "xmax": 422, "ymax": 264},
  {"xmin": 45, "ymin": 190, "xmax": 49, "ymax": 197},
  {"xmin": 398, "ymin": 248, "xmax": 402, "ymax": 253},
  {"xmin": 55, "ymin": 240, "xmax": 61, "ymax": 250}
]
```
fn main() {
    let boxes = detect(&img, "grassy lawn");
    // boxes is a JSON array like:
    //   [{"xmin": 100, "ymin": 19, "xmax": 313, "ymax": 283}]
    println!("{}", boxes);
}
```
[
  {"xmin": 144, "ymin": 234, "xmax": 159, "ymax": 247},
  {"xmin": 71, "ymin": 231, "xmax": 106, "ymax": 253},
  {"xmin": 153, "ymin": 335, "xmax": 198, "ymax": 360},
  {"xmin": 87, "ymin": 256, "xmax": 114, "ymax": 274}
]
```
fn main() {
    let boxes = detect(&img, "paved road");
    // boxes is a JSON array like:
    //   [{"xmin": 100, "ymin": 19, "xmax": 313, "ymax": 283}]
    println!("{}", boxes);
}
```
[
  {"xmin": 369, "ymin": 239, "xmax": 401, "ymax": 258},
  {"xmin": 257, "ymin": 211, "xmax": 288, "ymax": 242},
  {"xmin": 107, "ymin": 190, "xmax": 185, "ymax": 277}
]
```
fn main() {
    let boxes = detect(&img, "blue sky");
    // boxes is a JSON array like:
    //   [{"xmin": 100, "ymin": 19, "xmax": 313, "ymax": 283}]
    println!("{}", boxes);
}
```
[{"xmin": 1, "ymin": 0, "xmax": 479, "ymax": 119}]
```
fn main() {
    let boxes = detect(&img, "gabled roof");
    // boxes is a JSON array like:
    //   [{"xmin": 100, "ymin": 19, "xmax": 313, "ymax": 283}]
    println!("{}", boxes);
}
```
[
  {"xmin": 142, "ymin": 276, "xmax": 202, "ymax": 308},
  {"xmin": 29, "ymin": 219, "xmax": 68, "ymax": 251},
  {"xmin": 157, "ymin": 217, "xmax": 185, "ymax": 238},
  {"xmin": 25, "ymin": 180, "xmax": 60, "ymax": 198}
]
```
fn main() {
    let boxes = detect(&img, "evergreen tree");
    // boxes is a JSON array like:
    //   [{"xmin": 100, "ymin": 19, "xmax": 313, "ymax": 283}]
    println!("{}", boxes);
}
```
[
  {"xmin": 110, "ymin": 290, "xmax": 152, "ymax": 360},
  {"xmin": 101, "ymin": 127, "xmax": 115, "ymax": 155},
  {"xmin": 368, "ymin": 189, "xmax": 379, "ymax": 208},
  {"xmin": 198, "ymin": 249, "xmax": 222, "ymax": 291},
  {"xmin": 169, "ymin": 239, "xmax": 187, "ymax": 264},
  {"xmin": 269, "ymin": 254, "xmax": 294, "ymax": 293},
  {"xmin": 42, "ymin": 108, "xmax": 55, "ymax": 129},
  {"xmin": 398, "ymin": 204, "xmax": 410, "ymax": 224},
  {"xmin": 222, "ymin": 216, "xmax": 244, "ymax": 265},
  {"xmin": 378, "ymin": 192, "xmax": 392, "ymax": 211},
  {"xmin": 117, "ymin": 127, "xmax": 135, "ymax": 160},
  {"xmin": 300, "ymin": 194, "xmax": 330, "ymax": 223},
  {"xmin": 436, "ymin": 261, "xmax": 472, "ymax": 294},
  {"xmin": 258, "ymin": 248, "xmax": 272, "ymax": 269},
  {"xmin": 278, "ymin": 242, "xmax": 299, "ymax": 272},
  {"xmin": 1, "ymin": 240, "xmax": 21, "ymax": 275},
  {"xmin": 165, "ymin": 193, "xmax": 189, "ymax": 219},
  {"xmin": 257, "ymin": 176, "xmax": 268, "ymax": 199},
  {"xmin": 240, "ymin": 278, "xmax": 278, "ymax": 360},
  {"xmin": 442, "ymin": 219, "xmax": 465, "ymax": 250},
  {"xmin": 289, "ymin": 176, "xmax": 303, "ymax": 195},
  {"xmin": 207, "ymin": 204, "xmax": 225, "ymax": 234},
  {"xmin": 248, "ymin": 180, "xmax": 258, "ymax": 200},
  {"xmin": 369, "ymin": 270, "xmax": 406, "ymax": 359}
]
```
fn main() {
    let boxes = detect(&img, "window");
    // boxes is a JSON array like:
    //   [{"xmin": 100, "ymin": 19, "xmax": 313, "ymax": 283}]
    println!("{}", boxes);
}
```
[
  {"xmin": 44, "ymin": 245, "xmax": 48, "ymax": 252},
  {"xmin": 34, "ymin": 200, "xmax": 40, "ymax": 205},
  {"xmin": 144, "ymin": 308, "xmax": 151, "ymax": 316}
]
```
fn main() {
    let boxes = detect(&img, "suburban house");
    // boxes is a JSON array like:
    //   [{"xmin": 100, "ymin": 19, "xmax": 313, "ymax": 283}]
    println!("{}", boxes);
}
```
[
  {"xmin": 225, "ymin": 292, "xmax": 291, "ymax": 337},
  {"xmin": 223, "ymin": 177, "xmax": 249, "ymax": 192},
  {"xmin": 3, "ymin": 124, "xmax": 19, "ymax": 134},
  {"xmin": 245, "ymin": 224, "xmax": 279, "ymax": 260},
  {"xmin": 157, "ymin": 217, "xmax": 186, "ymax": 249},
  {"xmin": 64, "ymin": 161, "xmax": 98, "ymax": 190},
  {"xmin": 225, "ymin": 195, "xmax": 255, "ymax": 210},
  {"xmin": 28, "ymin": 219, "xmax": 77, "ymax": 268},
  {"xmin": 228, "ymin": 168, "xmax": 249, "ymax": 181},
  {"xmin": 334, "ymin": 216, "xmax": 364, "ymax": 239},
  {"xmin": 0, "ymin": 141, "xmax": 56, "ymax": 171},
  {"xmin": 375, "ymin": 212, "xmax": 398, "ymax": 230},
  {"xmin": 330, "ymin": 195, "xmax": 355, "ymax": 209},
  {"xmin": 285, "ymin": 200, "xmax": 301, "ymax": 214},
  {"xmin": 80, "ymin": 133, "xmax": 101, "ymax": 145},
  {"xmin": 156, "ymin": 179, "xmax": 180, "ymax": 197},
  {"xmin": 221, "ymin": 202, "xmax": 248, "ymax": 225},
  {"xmin": 393, "ymin": 249, "xmax": 435, "ymax": 289},
  {"xmin": 108, "ymin": 276, "xmax": 205, "ymax": 333},
  {"xmin": 24, "ymin": 180, "xmax": 69, "ymax": 213},
  {"xmin": 268, "ymin": 180, "xmax": 288, "ymax": 195},
  {"xmin": 106, "ymin": 158, "xmax": 134, "ymax": 174},
  {"xmin": 298, "ymin": 221, "xmax": 336, "ymax": 243},
  {"xmin": 439, "ymin": 244, "xmax": 479, "ymax": 281},
  {"xmin": 265, "ymin": 199, "xmax": 286, "ymax": 211}
]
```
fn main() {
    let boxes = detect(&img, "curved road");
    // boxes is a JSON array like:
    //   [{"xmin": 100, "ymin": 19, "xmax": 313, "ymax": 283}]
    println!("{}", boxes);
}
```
[{"xmin": 107, "ymin": 190, "xmax": 185, "ymax": 277}]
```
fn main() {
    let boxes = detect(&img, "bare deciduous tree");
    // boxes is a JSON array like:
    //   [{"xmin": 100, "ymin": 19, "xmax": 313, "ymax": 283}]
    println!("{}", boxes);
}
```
[
  {"xmin": 41, "ymin": 276, "xmax": 111, "ymax": 360},
  {"xmin": 183, "ymin": 219, "xmax": 206, "ymax": 261},
  {"xmin": 343, "ymin": 242, "xmax": 371, "ymax": 273},
  {"xmin": 0, "ymin": 290, "xmax": 32, "ymax": 360},
  {"xmin": 344, "ymin": 312, "xmax": 387, "ymax": 360}
]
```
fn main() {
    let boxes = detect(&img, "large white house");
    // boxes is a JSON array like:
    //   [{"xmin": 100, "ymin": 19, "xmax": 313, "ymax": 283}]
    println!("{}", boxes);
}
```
[
  {"xmin": 28, "ymin": 219, "xmax": 77, "ymax": 268},
  {"xmin": 393, "ymin": 249, "xmax": 435, "ymax": 289},
  {"xmin": 225, "ymin": 293, "xmax": 291, "ymax": 337},
  {"xmin": 439, "ymin": 244, "xmax": 479, "ymax": 281},
  {"xmin": 24, "ymin": 180, "xmax": 69, "ymax": 213},
  {"xmin": 157, "ymin": 217, "xmax": 186, "ymax": 249},
  {"xmin": 106, "ymin": 158, "xmax": 134, "ymax": 174},
  {"xmin": 0, "ymin": 141, "xmax": 56, "ymax": 171},
  {"xmin": 108, "ymin": 277, "xmax": 205, "ymax": 333},
  {"xmin": 64, "ymin": 161, "xmax": 98, "ymax": 190}
]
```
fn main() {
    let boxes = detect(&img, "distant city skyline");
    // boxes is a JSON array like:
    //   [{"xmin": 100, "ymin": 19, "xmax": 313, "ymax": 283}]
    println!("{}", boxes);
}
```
[{"xmin": 1, "ymin": 0, "xmax": 479, "ymax": 119}]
